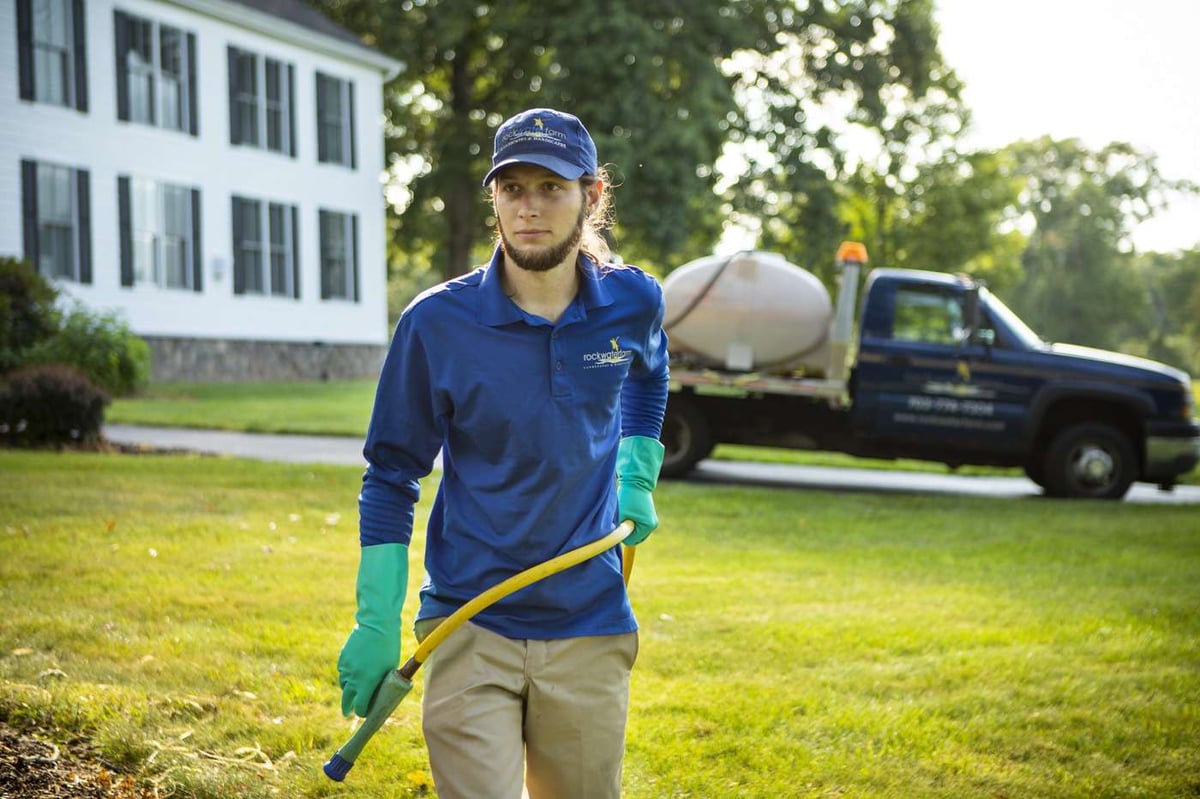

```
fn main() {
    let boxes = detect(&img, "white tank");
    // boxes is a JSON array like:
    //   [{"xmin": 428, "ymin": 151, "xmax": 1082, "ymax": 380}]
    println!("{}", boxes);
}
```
[{"xmin": 663, "ymin": 251, "xmax": 833, "ymax": 373}]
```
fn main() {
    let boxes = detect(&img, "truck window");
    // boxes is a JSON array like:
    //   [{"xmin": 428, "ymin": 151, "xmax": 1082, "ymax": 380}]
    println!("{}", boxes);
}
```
[{"xmin": 892, "ymin": 288, "xmax": 964, "ymax": 345}]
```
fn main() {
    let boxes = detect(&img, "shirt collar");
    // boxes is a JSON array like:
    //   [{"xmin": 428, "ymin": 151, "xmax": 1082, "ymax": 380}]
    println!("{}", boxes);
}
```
[
  {"xmin": 477, "ymin": 248, "xmax": 615, "ymax": 327},
  {"xmin": 478, "ymin": 248, "xmax": 522, "ymax": 326}
]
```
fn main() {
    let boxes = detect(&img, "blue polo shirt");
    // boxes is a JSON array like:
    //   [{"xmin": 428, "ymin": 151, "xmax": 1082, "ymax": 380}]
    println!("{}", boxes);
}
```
[{"xmin": 358, "ymin": 249, "xmax": 670, "ymax": 640}]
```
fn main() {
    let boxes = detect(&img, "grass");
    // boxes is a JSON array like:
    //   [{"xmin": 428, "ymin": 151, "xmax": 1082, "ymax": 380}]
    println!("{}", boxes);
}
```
[
  {"xmin": 110, "ymin": 380, "xmax": 1200, "ymax": 485},
  {"xmin": 3, "ymin": 450, "xmax": 1199, "ymax": 797},
  {"xmin": 107, "ymin": 380, "xmax": 377, "ymax": 437}
]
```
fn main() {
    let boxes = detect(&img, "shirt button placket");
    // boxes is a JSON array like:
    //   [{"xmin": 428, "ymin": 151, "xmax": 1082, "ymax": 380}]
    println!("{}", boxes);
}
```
[{"xmin": 550, "ymin": 329, "xmax": 570, "ymax": 398}]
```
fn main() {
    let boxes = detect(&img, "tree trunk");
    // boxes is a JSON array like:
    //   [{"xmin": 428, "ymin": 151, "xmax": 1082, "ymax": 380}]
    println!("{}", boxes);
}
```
[
  {"xmin": 444, "ymin": 184, "xmax": 477, "ymax": 279},
  {"xmin": 442, "ymin": 40, "xmax": 479, "ymax": 280}
]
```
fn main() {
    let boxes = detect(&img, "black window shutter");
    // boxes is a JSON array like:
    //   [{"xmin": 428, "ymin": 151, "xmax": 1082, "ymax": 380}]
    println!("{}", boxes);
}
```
[
  {"xmin": 348, "ymin": 82, "xmax": 357, "ymax": 169},
  {"xmin": 117, "ymin": 176, "xmax": 133, "ymax": 286},
  {"xmin": 114, "ymin": 11, "xmax": 129, "ymax": 121},
  {"xmin": 77, "ymin": 170, "xmax": 92, "ymax": 284},
  {"xmin": 350, "ymin": 214, "xmax": 360, "ymax": 302},
  {"xmin": 187, "ymin": 33, "xmax": 198, "ymax": 136},
  {"xmin": 228, "ymin": 48, "xmax": 240, "ymax": 144},
  {"xmin": 291, "ymin": 205, "xmax": 300, "ymax": 298},
  {"xmin": 318, "ymin": 209, "xmax": 330, "ymax": 299},
  {"xmin": 72, "ymin": 0, "xmax": 87, "ymax": 112},
  {"xmin": 21, "ymin": 160, "xmax": 39, "ymax": 269},
  {"xmin": 287, "ymin": 64, "xmax": 296, "ymax": 158},
  {"xmin": 231, "ymin": 197, "xmax": 245, "ymax": 294},
  {"xmin": 191, "ymin": 188, "xmax": 202, "ymax": 292},
  {"xmin": 17, "ymin": 0, "xmax": 34, "ymax": 101},
  {"xmin": 315, "ymin": 74, "xmax": 327, "ymax": 162}
]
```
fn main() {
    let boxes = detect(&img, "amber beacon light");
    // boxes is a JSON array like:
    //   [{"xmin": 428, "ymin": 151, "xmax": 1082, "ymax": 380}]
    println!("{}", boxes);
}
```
[{"xmin": 836, "ymin": 241, "xmax": 868, "ymax": 264}]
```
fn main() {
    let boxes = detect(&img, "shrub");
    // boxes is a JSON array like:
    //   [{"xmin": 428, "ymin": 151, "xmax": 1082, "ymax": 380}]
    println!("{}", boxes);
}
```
[
  {"xmin": 0, "ymin": 364, "xmax": 110, "ymax": 447},
  {"xmin": 27, "ymin": 302, "xmax": 151, "ymax": 396},
  {"xmin": 0, "ymin": 257, "xmax": 60, "ymax": 374}
]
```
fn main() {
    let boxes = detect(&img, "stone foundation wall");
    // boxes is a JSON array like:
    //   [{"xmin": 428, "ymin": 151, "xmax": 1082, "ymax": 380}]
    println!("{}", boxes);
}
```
[{"xmin": 144, "ymin": 337, "xmax": 387, "ymax": 382}]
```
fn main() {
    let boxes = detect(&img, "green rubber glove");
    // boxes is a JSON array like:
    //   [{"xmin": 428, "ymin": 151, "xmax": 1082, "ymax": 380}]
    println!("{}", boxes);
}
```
[
  {"xmin": 617, "ymin": 435, "xmax": 665, "ymax": 546},
  {"xmin": 337, "ymin": 543, "xmax": 408, "ymax": 718}
]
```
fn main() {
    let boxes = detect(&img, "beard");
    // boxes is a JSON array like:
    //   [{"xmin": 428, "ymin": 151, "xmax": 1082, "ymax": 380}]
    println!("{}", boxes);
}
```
[{"xmin": 499, "ymin": 205, "xmax": 587, "ymax": 273}]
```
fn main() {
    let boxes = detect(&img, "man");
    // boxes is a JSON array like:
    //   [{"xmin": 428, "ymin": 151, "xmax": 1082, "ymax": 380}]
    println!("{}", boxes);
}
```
[{"xmin": 337, "ymin": 107, "xmax": 670, "ymax": 798}]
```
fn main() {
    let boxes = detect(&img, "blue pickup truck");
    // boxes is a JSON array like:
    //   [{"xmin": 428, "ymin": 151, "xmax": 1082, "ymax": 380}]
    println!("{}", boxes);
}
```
[{"xmin": 661, "ymin": 247, "xmax": 1200, "ymax": 500}]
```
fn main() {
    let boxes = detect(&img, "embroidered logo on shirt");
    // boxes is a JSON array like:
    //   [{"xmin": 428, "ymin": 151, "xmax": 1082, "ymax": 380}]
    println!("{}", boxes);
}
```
[{"xmin": 582, "ymin": 336, "xmax": 633, "ymax": 369}]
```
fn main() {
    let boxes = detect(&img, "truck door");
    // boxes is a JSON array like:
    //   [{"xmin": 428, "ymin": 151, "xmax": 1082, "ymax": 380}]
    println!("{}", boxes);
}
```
[{"xmin": 854, "ymin": 282, "xmax": 1023, "ymax": 452}]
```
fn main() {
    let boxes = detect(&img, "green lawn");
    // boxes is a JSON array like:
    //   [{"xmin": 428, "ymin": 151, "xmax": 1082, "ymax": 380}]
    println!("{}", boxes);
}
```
[
  {"xmin": 107, "ymin": 380, "xmax": 378, "ymax": 437},
  {"xmin": 109, "ymin": 380, "xmax": 1200, "ymax": 484},
  {"xmin": 2, "ymin": 450, "xmax": 1198, "ymax": 797}
]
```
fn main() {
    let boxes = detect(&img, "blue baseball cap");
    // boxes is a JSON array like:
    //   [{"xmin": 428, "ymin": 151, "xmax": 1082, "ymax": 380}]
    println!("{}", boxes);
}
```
[{"xmin": 483, "ymin": 108, "xmax": 598, "ymax": 186}]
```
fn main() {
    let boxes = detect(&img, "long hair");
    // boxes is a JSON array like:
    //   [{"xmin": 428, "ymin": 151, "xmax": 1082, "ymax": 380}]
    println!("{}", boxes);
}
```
[{"xmin": 579, "ymin": 166, "xmax": 615, "ymax": 265}]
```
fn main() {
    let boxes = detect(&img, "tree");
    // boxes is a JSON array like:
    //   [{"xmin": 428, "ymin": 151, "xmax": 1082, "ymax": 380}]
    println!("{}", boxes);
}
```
[
  {"xmin": 307, "ymin": 0, "xmax": 956, "ymax": 290},
  {"xmin": 740, "ymin": 0, "xmax": 965, "ymax": 284},
  {"xmin": 1129, "ymin": 248, "xmax": 1200, "ymax": 373},
  {"xmin": 845, "ymin": 148, "xmax": 1026, "ymax": 292},
  {"xmin": 1002, "ymin": 137, "xmax": 1188, "ymax": 350}
]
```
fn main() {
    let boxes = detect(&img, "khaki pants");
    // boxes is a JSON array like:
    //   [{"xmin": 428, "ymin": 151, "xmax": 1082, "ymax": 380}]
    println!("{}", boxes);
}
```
[{"xmin": 416, "ymin": 619, "xmax": 637, "ymax": 799}]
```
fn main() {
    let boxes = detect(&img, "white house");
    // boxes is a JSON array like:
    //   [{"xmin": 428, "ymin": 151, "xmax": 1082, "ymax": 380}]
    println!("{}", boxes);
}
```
[{"xmin": 1, "ymin": 0, "xmax": 403, "ymax": 380}]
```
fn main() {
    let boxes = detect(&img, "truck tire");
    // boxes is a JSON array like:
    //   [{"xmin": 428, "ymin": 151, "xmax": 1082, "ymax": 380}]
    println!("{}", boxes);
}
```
[
  {"xmin": 1042, "ymin": 422, "xmax": 1137, "ymax": 500},
  {"xmin": 660, "ymin": 395, "xmax": 712, "ymax": 479}
]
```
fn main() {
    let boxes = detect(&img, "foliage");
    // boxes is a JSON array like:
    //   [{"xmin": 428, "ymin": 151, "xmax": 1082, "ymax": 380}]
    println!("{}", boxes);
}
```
[
  {"xmin": 2, "ymin": 451, "xmax": 1199, "ymax": 797},
  {"xmin": 307, "ymin": 0, "xmax": 954, "ymax": 280},
  {"xmin": 0, "ymin": 257, "xmax": 60, "ymax": 374},
  {"xmin": 0, "ymin": 364, "xmax": 109, "ymax": 446},
  {"xmin": 746, "ymin": 0, "xmax": 967, "ymax": 283},
  {"xmin": 1002, "ymin": 137, "xmax": 1191, "ymax": 351},
  {"xmin": 1124, "ymin": 248, "xmax": 1200, "ymax": 373},
  {"xmin": 842, "ymin": 148, "xmax": 1027, "ymax": 292},
  {"xmin": 26, "ymin": 301, "xmax": 151, "ymax": 397}
]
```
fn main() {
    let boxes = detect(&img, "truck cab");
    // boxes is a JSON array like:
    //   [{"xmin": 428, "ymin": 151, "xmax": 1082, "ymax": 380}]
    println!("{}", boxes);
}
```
[{"xmin": 850, "ymin": 269, "xmax": 1199, "ymax": 498}]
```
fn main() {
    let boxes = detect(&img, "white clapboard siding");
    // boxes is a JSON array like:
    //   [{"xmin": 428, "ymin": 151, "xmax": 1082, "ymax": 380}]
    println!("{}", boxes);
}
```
[{"xmin": 0, "ymin": 0, "xmax": 401, "ymax": 347}]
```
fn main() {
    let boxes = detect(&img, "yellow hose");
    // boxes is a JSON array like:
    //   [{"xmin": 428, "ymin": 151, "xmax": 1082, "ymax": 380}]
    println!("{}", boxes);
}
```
[{"xmin": 410, "ymin": 520, "xmax": 635, "ymax": 666}]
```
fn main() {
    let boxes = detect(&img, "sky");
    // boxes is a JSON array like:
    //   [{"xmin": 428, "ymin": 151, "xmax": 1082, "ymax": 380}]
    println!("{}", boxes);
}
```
[{"xmin": 935, "ymin": 0, "xmax": 1200, "ymax": 254}]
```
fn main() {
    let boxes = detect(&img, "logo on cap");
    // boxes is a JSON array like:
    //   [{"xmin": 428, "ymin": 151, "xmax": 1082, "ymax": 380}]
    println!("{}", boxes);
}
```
[{"xmin": 483, "ymin": 108, "xmax": 598, "ymax": 186}]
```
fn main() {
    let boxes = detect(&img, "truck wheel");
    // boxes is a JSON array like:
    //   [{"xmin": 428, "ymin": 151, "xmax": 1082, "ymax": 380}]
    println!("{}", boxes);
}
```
[
  {"xmin": 660, "ymin": 396, "xmax": 712, "ymax": 479},
  {"xmin": 1043, "ymin": 423, "xmax": 1137, "ymax": 500}
]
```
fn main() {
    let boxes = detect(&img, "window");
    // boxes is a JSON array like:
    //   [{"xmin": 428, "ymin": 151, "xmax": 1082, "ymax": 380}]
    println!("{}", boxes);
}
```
[
  {"xmin": 228, "ymin": 47, "xmax": 295, "ymax": 155},
  {"xmin": 892, "ymin": 288, "xmax": 965, "ymax": 345},
  {"xmin": 319, "ymin": 210, "xmax": 358, "ymax": 301},
  {"xmin": 117, "ymin": 176, "xmax": 202, "ymax": 291},
  {"xmin": 114, "ymin": 10, "xmax": 197, "ymax": 135},
  {"xmin": 16, "ymin": 0, "xmax": 88, "ymax": 111},
  {"xmin": 232, "ymin": 196, "xmax": 300, "ymax": 298},
  {"xmin": 316, "ymin": 72, "xmax": 356, "ymax": 168},
  {"xmin": 20, "ymin": 160, "xmax": 92, "ymax": 283}
]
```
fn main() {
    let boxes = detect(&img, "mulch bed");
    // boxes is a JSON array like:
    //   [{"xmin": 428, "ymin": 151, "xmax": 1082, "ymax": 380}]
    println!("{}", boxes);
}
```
[{"xmin": 0, "ymin": 723, "xmax": 156, "ymax": 799}]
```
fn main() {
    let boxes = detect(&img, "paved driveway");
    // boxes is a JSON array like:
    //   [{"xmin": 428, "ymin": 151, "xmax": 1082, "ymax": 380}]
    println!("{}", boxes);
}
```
[{"xmin": 105, "ymin": 425, "xmax": 1200, "ymax": 504}]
